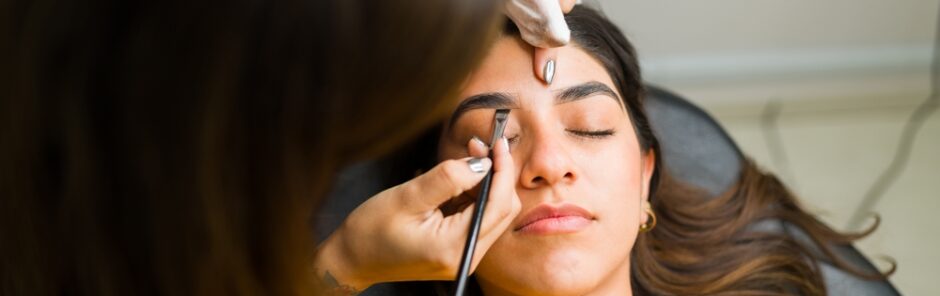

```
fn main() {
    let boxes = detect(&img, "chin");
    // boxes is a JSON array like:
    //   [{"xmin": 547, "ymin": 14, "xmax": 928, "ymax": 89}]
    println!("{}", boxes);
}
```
[
  {"xmin": 478, "ymin": 248, "xmax": 610, "ymax": 296},
  {"xmin": 529, "ymin": 273, "xmax": 600, "ymax": 296},
  {"xmin": 479, "ymin": 270, "xmax": 602, "ymax": 296}
]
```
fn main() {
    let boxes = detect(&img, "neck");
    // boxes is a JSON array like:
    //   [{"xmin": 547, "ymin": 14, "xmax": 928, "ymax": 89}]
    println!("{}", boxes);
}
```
[
  {"xmin": 479, "ymin": 261, "xmax": 633, "ymax": 296},
  {"xmin": 588, "ymin": 259, "xmax": 633, "ymax": 296}
]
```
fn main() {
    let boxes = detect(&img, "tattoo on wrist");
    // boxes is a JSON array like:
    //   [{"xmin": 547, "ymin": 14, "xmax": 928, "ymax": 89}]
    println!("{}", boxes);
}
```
[{"xmin": 314, "ymin": 269, "xmax": 360, "ymax": 296}]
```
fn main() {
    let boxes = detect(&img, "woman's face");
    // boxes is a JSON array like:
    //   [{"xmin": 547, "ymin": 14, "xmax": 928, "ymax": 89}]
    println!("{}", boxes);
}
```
[{"xmin": 439, "ymin": 36, "xmax": 655, "ymax": 295}]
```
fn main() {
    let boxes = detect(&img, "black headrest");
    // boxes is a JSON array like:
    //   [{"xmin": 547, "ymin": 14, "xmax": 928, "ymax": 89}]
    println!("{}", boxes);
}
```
[
  {"xmin": 315, "ymin": 84, "xmax": 898, "ymax": 295},
  {"xmin": 643, "ymin": 85, "xmax": 743, "ymax": 198},
  {"xmin": 642, "ymin": 85, "xmax": 898, "ymax": 295}
]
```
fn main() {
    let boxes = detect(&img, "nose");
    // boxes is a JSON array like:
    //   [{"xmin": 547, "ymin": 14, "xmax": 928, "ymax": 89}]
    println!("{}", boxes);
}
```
[{"xmin": 518, "ymin": 131, "xmax": 578, "ymax": 189}]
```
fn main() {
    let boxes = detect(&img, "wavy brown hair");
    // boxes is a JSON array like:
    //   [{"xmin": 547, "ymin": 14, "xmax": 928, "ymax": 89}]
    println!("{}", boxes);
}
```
[
  {"xmin": 388, "ymin": 6, "xmax": 891, "ymax": 296},
  {"xmin": 0, "ymin": 0, "xmax": 503, "ymax": 295},
  {"xmin": 561, "ymin": 6, "xmax": 893, "ymax": 296}
]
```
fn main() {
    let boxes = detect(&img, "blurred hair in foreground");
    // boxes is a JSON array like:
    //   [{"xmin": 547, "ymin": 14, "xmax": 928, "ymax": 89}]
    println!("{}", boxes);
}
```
[{"xmin": 0, "ymin": 0, "xmax": 502, "ymax": 295}]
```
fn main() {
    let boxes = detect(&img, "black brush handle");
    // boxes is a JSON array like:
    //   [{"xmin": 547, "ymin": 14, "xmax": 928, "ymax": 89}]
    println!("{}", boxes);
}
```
[{"xmin": 453, "ymin": 150, "xmax": 495, "ymax": 296}]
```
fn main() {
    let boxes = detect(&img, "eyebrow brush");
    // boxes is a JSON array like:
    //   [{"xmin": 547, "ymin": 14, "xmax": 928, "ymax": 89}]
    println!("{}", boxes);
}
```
[{"xmin": 453, "ymin": 109, "xmax": 510, "ymax": 296}]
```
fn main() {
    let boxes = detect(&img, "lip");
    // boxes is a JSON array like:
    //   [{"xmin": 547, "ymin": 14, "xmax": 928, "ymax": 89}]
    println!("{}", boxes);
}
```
[{"xmin": 515, "ymin": 203, "xmax": 595, "ymax": 235}]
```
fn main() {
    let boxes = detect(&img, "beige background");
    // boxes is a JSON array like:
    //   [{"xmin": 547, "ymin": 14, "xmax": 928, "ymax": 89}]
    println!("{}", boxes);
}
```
[{"xmin": 593, "ymin": 0, "xmax": 939, "ymax": 294}]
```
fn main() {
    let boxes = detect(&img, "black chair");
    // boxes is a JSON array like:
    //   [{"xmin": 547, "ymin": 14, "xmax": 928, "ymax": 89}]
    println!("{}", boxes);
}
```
[{"xmin": 315, "ymin": 85, "xmax": 899, "ymax": 295}]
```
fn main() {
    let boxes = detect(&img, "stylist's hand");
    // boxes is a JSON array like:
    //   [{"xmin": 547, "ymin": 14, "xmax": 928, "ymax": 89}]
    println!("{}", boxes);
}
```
[
  {"xmin": 314, "ymin": 137, "xmax": 520, "ymax": 291},
  {"xmin": 505, "ymin": 0, "xmax": 578, "ymax": 84}
]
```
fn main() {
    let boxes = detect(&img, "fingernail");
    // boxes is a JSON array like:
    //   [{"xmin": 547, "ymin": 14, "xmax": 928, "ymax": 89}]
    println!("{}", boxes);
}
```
[
  {"xmin": 543, "ymin": 59, "xmax": 555, "ymax": 85},
  {"xmin": 470, "ymin": 136, "xmax": 486, "ymax": 148},
  {"xmin": 468, "ymin": 157, "xmax": 491, "ymax": 173},
  {"xmin": 501, "ymin": 137, "xmax": 510, "ymax": 153}
]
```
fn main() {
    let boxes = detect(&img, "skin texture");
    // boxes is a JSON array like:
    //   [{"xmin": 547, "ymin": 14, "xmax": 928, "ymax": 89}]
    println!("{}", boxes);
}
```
[{"xmin": 439, "ymin": 36, "xmax": 655, "ymax": 296}]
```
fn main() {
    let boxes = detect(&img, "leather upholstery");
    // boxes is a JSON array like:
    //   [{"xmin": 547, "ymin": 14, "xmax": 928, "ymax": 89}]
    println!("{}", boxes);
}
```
[{"xmin": 314, "ymin": 85, "xmax": 899, "ymax": 295}]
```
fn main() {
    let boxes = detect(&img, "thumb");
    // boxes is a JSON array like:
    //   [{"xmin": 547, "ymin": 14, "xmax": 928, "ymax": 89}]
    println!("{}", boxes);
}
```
[
  {"xmin": 533, "ymin": 47, "xmax": 557, "ymax": 85},
  {"xmin": 396, "ymin": 156, "xmax": 492, "ymax": 214}
]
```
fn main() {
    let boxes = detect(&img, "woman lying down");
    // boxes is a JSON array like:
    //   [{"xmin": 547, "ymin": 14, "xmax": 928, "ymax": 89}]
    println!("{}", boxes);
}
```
[{"xmin": 326, "ymin": 5, "xmax": 892, "ymax": 296}]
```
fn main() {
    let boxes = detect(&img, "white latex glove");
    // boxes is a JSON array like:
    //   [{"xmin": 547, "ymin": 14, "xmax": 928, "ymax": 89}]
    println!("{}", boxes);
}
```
[
  {"xmin": 505, "ymin": 0, "xmax": 578, "ymax": 84},
  {"xmin": 505, "ymin": 0, "xmax": 573, "ymax": 48}
]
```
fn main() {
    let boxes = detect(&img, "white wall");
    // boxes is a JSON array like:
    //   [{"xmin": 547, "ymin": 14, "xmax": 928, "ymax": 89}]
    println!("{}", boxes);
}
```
[
  {"xmin": 593, "ymin": 0, "xmax": 940, "ymax": 294},
  {"xmin": 596, "ymin": 0, "xmax": 935, "ymax": 105}
]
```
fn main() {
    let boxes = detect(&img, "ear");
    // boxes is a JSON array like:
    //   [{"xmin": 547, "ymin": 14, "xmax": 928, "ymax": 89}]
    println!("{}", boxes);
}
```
[
  {"xmin": 640, "ymin": 150, "xmax": 656, "ymax": 200},
  {"xmin": 639, "ymin": 150, "xmax": 656, "ymax": 224}
]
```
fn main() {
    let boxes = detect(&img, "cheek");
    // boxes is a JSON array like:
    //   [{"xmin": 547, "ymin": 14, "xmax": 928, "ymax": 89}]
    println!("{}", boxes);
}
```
[
  {"xmin": 584, "ymin": 141, "xmax": 645, "ymax": 271},
  {"xmin": 579, "ymin": 134, "xmax": 644, "ymax": 196},
  {"xmin": 576, "ymin": 133, "xmax": 645, "ymax": 228}
]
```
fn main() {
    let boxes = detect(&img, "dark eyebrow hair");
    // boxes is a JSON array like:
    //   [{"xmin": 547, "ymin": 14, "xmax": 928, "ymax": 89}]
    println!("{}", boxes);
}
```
[
  {"xmin": 448, "ymin": 92, "xmax": 517, "ymax": 128},
  {"xmin": 447, "ymin": 81, "xmax": 622, "ymax": 129},
  {"xmin": 556, "ymin": 81, "xmax": 622, "ymax": 108}
]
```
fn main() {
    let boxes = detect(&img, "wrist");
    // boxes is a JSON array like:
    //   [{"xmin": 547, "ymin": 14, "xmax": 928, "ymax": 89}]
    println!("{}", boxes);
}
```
[{"xmin": 313, "ymin": 232, "xmax": 372, "ymax": 293}]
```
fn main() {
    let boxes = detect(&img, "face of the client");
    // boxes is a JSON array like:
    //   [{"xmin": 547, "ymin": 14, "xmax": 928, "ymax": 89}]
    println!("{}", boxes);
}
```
[{"xmin": 439, "ymin": 36, "xmax": 655, "ymax": 296}]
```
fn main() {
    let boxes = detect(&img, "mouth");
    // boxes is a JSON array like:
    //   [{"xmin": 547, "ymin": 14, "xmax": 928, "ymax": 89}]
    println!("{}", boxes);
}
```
[{"xmin": 515, "ymin": 203, "xmax": 595, "ymax": 235}]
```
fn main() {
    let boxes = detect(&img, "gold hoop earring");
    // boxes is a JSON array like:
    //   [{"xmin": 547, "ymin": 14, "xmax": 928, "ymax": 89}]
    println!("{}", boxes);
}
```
[{"xmin": 639, "ymin": 204, "xmax": 657, "ymax": 233}]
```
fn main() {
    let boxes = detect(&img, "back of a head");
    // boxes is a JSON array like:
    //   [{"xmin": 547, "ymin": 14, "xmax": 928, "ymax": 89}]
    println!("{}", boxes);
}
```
[{"xmin": 0, "ymin": 0, "xmax": 502, "ymax": 295}]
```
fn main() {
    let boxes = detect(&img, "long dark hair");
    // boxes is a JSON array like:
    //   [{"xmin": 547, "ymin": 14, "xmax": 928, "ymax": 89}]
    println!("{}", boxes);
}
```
[
  {"xmin": 0, "ymin": 0, "xmax": 503, "ymax": 295},
  {"xmin": 399, "ymin": 5, "xmax": 891, "ymax": 296},
  {"xmin": 562, "ymin": 6, "xmax": 892, "ymax": 295}
]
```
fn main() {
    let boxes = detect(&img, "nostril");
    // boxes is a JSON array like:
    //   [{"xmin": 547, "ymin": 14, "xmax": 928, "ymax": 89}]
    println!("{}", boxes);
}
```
[
  {"xmin": 564, "ymin": 172, "xmax": 573, "ymax": 179},
  {"xmin": 532, "ymin": 176, "xmax": 545, "ymax": 184}
]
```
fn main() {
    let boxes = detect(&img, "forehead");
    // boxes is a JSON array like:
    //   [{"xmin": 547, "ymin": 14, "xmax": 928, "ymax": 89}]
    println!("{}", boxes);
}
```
[{"xmin": 459, "ymin": 36, "xmax": 619, "ymax": 101}]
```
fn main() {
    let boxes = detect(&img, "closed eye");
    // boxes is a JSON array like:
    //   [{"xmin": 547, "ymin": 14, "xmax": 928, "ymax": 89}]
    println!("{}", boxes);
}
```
[
  {"xmin": 507, "ymin": 134, "xmax": 521, "ymax": 144},
  {"xmin": 504, "ymin": 129, "xmax": 615, "ymax": 144},
  {"xmin": 566, "ymin": 129, "xmax": 615, "ymax": 139}
]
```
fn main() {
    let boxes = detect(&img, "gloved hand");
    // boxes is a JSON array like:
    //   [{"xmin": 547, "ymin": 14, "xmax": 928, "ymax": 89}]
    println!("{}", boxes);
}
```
[{"xmin": 505, "ymin": 0, "xmax": 578, "ymax": 84}]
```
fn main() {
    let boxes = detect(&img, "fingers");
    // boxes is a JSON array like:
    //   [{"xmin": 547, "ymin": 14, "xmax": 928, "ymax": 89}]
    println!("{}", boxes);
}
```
[
  {"xmin": 476, "ymin": 137, "xmax": 520, "ymax": 239},
  {"xmin": 505, "ymin": 0, "xmax": 571, "ymax": 85},
  {"xmin": 467, "ymin": 136, "xmax": 488, "ymax": 158},
  {"xmin": 452, "ymin": 137, "xmax": 521, "ymax": 267},
  {"xmin": 533, "ymin": 47, "xmax": 557, "ymax": 85},
  {"xmin": 399, "ymin": 155, "xmax": 491, "ymax": 213},
  {"xmin": 506, "ymin": 0, "xmax": 577, "ymax": 84},
  {"xmin": 560, "ymin": 0, "xmax": 577, "ymax": 13},
  {"xmin": 505, "ymin": 0, "xmax": 570, "ymax": 48}
]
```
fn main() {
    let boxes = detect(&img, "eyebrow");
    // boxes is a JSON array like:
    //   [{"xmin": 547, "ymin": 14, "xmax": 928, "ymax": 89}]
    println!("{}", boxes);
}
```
[
  {"xmin": 448, "ymin": 81, "xmax": 622, "ymax": 128},
  {"xmin": 556, "ymin": 81, "xmax": 622, "ymax": 108},
  {"xmin": 448, "ymin": 92, "xmax": 517, "ymax": 128}
]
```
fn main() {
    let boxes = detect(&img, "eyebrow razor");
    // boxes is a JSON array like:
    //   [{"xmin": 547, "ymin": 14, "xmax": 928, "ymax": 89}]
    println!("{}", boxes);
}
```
[{"xmin": 454, "ymin": 109, "xmax": 510, "ymax": 296}]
